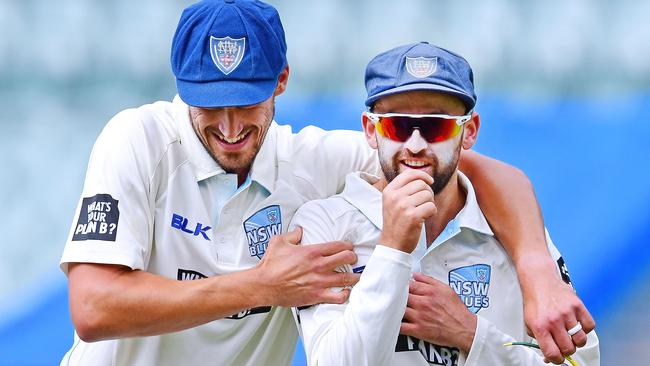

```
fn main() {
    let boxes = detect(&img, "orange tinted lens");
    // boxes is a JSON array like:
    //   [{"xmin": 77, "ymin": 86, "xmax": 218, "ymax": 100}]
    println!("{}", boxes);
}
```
[{"xmin": 376, "ymin": 116, "xmax": 461, "ymax": 143}]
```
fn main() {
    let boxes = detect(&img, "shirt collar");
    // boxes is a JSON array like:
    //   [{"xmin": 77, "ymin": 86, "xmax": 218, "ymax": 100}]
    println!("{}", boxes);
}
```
[
  {"xmin": 248, "ymin": 122, "xmax": 278, "ymax": 193},
  {"xmin": 340, "ymin": 170, "xmax": 494, "ymax": 237},
  {"xmin": 173, "ymin": 95, "xmax": 278, "ymax": 192},
  {"xmin": 454, "ymin": 171, "xmax": 494, "ymax": 237},
  {"xmin": 340, "ymin": 172, "xmax": 384, "ymax": 229},
  {"xmin": 174, "ymin": 95, "xmax": 224, "ymax": 181}
]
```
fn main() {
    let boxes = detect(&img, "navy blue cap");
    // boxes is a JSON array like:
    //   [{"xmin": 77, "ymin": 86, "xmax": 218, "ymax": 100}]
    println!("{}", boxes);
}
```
[
  {"xmin": 365, "ymin": 42, "xmax": 476, "ymax": 111},
  {"xmin": 171, "ymin": 0, "xmax": 287, "ymax": 108}
]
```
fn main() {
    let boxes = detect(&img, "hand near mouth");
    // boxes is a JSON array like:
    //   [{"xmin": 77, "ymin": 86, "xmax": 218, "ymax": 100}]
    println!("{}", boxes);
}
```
[{"xmin": 380, "ymin": 169, "xmax": 437, "ymax": 253}]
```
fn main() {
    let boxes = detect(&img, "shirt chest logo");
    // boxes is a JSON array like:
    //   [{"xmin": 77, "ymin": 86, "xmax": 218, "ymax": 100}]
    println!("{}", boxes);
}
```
[
  {"xmin": 171, "ymin": 213, "xmax": 211, "ymax": 241},
  {"xmin": 243, "ymin": 205, "xmax": 282, "ymax": 259},
  {"xmin": 448, "ymin": 264, "xmax": 491, "ymax": 314}
]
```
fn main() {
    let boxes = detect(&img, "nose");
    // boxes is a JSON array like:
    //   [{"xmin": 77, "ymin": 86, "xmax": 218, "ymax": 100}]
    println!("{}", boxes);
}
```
[
  {"xmin": 403, "ymin": 129, "xmax": 427, "ymax": 154},
  {"xmin": 218, "ymin": 108, "xmax": 245, "ymax": 138}
]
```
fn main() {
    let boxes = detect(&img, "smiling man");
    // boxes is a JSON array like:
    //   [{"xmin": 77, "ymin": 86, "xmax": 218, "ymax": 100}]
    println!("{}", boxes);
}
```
[
  {"xmin": 60, "ymin": 1, "xmax": 593, "ymax": 365},
  {"xmin": 291, "ymin": 42, "xmax": 600, "ymax": 366}
]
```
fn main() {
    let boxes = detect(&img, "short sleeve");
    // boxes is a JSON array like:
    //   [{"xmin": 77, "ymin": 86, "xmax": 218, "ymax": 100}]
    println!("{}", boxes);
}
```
[
  {"xmin": 60, "ymin": 109, "xmax": 155, "ymax": 274},
  {"xmin": 289, "ymin": 199, "xmax": 338, "ymax": 246},
  {"xmin": 290, "ymin": 128, "xmax": 380, "ymax": 200},
  {"xmin": 544, "ymin": 229, "xmax": 575, "ymax": 289}
]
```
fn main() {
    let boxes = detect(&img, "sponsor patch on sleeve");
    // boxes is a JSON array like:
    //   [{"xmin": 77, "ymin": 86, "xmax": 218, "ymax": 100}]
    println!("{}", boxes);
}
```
[
  {"xmin": 72, "ymin": 194, "xmax": 119, "ymax": 242},
  {"xmin": 556, "ymin": 257, "xmax": 573, "ymax": 286}
]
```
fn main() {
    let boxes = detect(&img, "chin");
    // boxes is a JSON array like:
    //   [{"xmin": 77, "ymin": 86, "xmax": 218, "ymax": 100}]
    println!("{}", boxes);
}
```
[{"xmin": 216, "ymin": 152, "xmax": 258, "ymax": 172}]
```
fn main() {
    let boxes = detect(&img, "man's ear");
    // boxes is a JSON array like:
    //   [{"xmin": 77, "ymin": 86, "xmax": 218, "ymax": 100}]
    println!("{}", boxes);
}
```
[
  {"xmin": 461, "ymin": 112, "xmax": 480, "ymax": 150},
  {"xmin": 362, "ymin": 113, "xmax": 379, "ymax": 149},
  {"xmin": 273, "ymin": 65, "xmax": 290, "ymax": 97}
]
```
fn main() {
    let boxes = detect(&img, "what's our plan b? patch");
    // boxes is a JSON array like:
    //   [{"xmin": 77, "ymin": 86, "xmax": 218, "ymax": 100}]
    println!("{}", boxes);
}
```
[{"xmin": 72, "ymin": 194, "xmax": 119, "ymax": 241}]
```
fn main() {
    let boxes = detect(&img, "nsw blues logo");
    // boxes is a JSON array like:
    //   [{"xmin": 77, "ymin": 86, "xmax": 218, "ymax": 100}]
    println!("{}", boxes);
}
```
[
  {"xmin": 209, "ymin": 36, "xmax": 245, "ymax": 75},
  {"xmin": 405, "ymin": 56, "xmax": 438, "ymax": 78},
  {"xmin": 243, "ymin": 205, "xmax": 282, "ymax": 259},
  {"xmin": 448, "ymin": 264, "xmax": 491, "ymax": 314}
]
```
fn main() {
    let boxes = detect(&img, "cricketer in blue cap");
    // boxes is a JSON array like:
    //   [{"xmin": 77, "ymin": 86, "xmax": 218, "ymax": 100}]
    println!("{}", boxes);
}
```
[
  {"xmin": 362, "ymin": 41, "xmax": 480, "ymax": 194},
  {"xmin": 171, "ymin": 0, "xmax": 287, "ymax": 108},
  {"xmin": 170, "ymin": 0, "xmax": 291, "ymax": 181}
]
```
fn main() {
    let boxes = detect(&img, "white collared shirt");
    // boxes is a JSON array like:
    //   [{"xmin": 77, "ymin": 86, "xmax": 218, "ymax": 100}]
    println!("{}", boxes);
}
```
[
  {"xmin": 290, "ymin": 172, "xmax": 600, "ymax": 366},
  {"xmin": 59, "ymin": 96, "xmax": 379, "ymax": 366}
]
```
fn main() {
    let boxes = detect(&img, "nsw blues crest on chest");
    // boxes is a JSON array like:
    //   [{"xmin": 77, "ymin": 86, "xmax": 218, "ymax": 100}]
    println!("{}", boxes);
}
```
[
  {"xmin": 448, "ymin": 264, "xmax": 491, "ymax": 314},
  {"xmin": 243, "ymin": 205, "xmax": 282, "ymax": 259}
]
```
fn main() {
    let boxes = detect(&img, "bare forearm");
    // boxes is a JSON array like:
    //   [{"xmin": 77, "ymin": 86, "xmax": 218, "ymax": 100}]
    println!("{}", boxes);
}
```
[
  {"xmin": 68, "ymin": 230, "xmax": 360, "ymax": 342},
  {"xmin": 69, "ymin": 263, "xmax": 265, "ymax": 341},
  {"xmin": 459, "ymin": 150, "xmax": 596, "ymax": 363},
  {"xmin": 458, "ymin": 150, "xmax": 552, "ymax": 267}
]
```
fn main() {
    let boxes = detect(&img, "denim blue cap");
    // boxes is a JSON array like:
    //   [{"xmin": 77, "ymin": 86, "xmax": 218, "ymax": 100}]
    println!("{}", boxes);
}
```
[
  {"xmin": 365, "ymin": 42, "xmax": 476, "ymax": 111},
  {"xmin": 171, "ymin": 0, "xmax": 287, "ymax": 108}
]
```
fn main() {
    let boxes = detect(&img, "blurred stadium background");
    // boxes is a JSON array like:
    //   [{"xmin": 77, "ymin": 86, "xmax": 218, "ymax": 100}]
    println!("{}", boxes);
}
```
[{"xmin": 1, "ymin": 0, "xmax": 649, "ymax": 364}]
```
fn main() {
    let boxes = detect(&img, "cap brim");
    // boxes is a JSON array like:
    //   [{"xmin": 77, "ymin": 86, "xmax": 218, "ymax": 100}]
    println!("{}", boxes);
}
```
[
  {"xmin": 365, "ymin": 83, "xmax": 475, "ymax": 111},
  {"xmin": 176, "ymin": 77, "xmax": 278, "ymax": 108}
]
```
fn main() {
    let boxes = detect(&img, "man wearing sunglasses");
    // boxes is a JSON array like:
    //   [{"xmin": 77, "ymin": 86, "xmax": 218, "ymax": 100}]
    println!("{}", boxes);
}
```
[{"xmin": 291, "ymin": 42, "xmax": 600, "ymax": 365}]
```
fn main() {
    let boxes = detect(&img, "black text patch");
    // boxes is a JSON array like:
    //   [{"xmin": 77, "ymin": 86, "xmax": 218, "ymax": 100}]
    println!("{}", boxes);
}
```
[
  {"xmin": 72, "ymin": 194, "xmax": 119, "ymax": 241},
  {"xmin": 177, "ymin": 269, "xmax": 207, "ymax": 281},
  {"xmin": 557, "ymin": 257, "xmax": 573, "ymax": 286}
]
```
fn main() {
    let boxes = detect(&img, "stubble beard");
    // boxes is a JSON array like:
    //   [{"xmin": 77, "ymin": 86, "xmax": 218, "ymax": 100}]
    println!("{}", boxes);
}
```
[
  {"xmin": 379, "ymin": 141, "xmax": 462, "ymax": 195},
  {"xmin": 190, "ymin": 104, "xmax": 275, "ymax": 174}
]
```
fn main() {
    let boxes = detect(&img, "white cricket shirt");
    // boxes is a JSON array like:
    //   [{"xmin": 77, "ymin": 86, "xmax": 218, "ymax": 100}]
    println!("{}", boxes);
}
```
[
  {"xmin": 59, "ymin": 96, "xmax": 379, "ymax": 366},
  {"xmin": 290, "ymin": 172, "xmax": 600, "ymax": 366}
]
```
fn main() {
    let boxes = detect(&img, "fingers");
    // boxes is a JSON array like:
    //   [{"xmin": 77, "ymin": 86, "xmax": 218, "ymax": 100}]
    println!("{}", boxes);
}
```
[
  {"xmin": 316, "ymin": 288, "xmax": 352, "ymax": 305},
  {"xmin": 550, "ymin": 319, "xmax": 577, "ymax": 358},
  {"xmin": 413, "ymin": 201, "xmax": 437, "ymax": 219},
  {"xmin": 576, "ymin": 303, "xmax": 596, "ymax": 334},
  {"xmin": 408, "ymin": 273, "xmax": 448, "ymax": 297},
  {"xmin": 407, "ymin": 190, "xmax": 435, "ymax": 208},
  {"xmin": 403, "ymin": 305, "xmax": 416, "ymax": 322},
  {"xmin": 400, "ymin": 322, "xmax": 418, "ymax": 337},
  {"xmin": 535, "ymin": 329, "xmax": 565, "ymax": 364},
  {"xmin": 409, "ymin": 280, "xmax": 430, "ymax": 297},
  {"xmin": 310, "ymin": 240, "xmax": 354, "ymax": 256},
  {"xmin": 387, "ymin": 169, "xmax": 433, "ymax": 190},
  {"xmin": 321, "ymin": 249, "xmax": 357, "ymax": 270},
  {"xmin": 284, "ymin": 226, "xmax": 303, "ymax": 245},
  {"xmin": 570, "ymin": 328, "xmax": 588, "ymax": 348},
  {"xmin": 412, "ymin": 271, "xmax": 439, "ymax": 285},
  {"xmin": 330, "ymin": 271, "xmax": 360, "ymax": 288},
  {"xmin": 400, "ymin": 179, "xmax": 434, "ymax": 198}
]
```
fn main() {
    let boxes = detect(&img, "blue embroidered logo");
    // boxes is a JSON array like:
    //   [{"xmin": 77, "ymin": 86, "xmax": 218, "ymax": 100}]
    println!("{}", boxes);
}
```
[
  {"xmin": 405, "ymin": 56, "xmax": 438, "ymax": 78},
  {"xmin": 448, "ymin": 264, "xmax": 491, "ymax": 314},
  {"xmin": 171, "ymin": 213, "xmax": 211, "ymax": 241},
  {"xmin": 244, "ymin": 205, "xmax": 282, "ymax": 259},
  {"xmin": 209, "ymin": 36, "xmax": 245, "ymax": 75}
]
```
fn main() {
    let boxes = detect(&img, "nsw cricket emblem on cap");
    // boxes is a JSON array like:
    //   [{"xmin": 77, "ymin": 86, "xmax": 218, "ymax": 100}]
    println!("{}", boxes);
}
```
[
  {"xmin": 209, "ymin": 36, "xmax": 246, "ymax": 75},
  {"xmin": 405, "ymin": 56, "xmax": 438, "ymax": 78}
]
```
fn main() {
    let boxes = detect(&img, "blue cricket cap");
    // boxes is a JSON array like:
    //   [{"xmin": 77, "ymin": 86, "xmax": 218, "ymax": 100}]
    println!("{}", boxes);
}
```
[
  {"xmin": 171, "ymin": 0, "xmax": 287, "ymax": 108},
  {"xmin": 365, "ymin": 42, "xmax": 476, "ymax": 111}
]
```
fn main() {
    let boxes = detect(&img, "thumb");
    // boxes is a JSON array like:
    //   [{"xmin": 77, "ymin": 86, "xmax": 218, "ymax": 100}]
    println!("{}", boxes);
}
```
[{"xmin": 285, "ymin": 226, "xmax": 303, "ymax": 245}]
